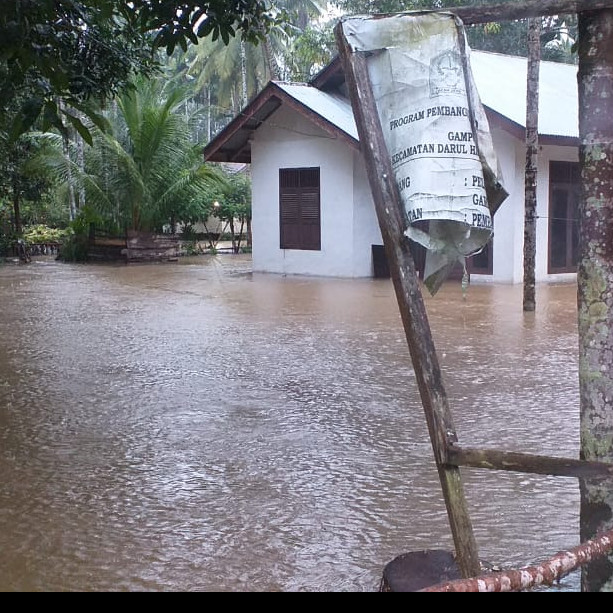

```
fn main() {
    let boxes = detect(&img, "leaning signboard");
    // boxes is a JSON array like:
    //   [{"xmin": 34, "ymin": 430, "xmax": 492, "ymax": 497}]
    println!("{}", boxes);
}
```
[{"xmin": 340, "ymin": 12, "xmax": 509, "ymax": 294}]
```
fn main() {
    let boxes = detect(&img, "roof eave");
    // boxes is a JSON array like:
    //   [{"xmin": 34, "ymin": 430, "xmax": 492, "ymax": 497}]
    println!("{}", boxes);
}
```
[
  {"xmin": 485, "ymin": 107, "xmax": 579, "ymax": 146},
  {"xmin": 203, "ymin": 82, "xmax": 359, "ymax": 164}
]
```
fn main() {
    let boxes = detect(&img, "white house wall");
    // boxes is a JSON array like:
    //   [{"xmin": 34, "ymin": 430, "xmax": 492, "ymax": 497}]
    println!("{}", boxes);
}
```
[
  {"xmin": 470, "ymin": 130, "xmax": 579, "ymax": 285},
  {"xmin": 486, "ymin": 127, "xmax": 523, "ymax": 284},
  {"xmin": 351, "ymin": 152, "xmax": 384, "ymax": 276},
  {"xmin": 251, "ymin": 105, "xmax": 361, "ymax": 277},
  {"xmin": 249, "ymin": 103, "xmax": 579, "ymax": 284}
]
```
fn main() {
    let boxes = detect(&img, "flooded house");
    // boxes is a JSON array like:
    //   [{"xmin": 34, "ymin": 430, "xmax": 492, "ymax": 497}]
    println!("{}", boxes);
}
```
[{"xmin": 202, "ymin": 50, "xmax": 579, "ymax": 285}]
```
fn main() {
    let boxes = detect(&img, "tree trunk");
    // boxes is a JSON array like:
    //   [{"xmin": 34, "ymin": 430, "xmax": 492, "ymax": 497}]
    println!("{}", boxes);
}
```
[
  {"xmin": 262, "ymin": 37, "xmax": 281, "ymax": 81},
  {"xmin": 236, "ymin": 218, "xmax": 245, "ymax": 253},
  {"xmin": 523, "ymin": 18, "xmax": 541, "ymax": 312},
  {"xmin": 63, "ymin": 133, "xmax": 77, "ymax": 222},
  {"xmin": 207, "ymin": 86, "xmax": 212, "ymax": 143},
  {"xmin": 240, "ymin": 41, "xmax": 248, "ymax": 108},
  {"xmin": 76, "ymin": 129, "xmax": 86, "ymax": 211},
  {"xmin": 58, "ymin": 99, "xmax": 78, "ymax": 221},
  {"xmin": 12, "ymin": 184, "xmax": 21, "ymax": 235},
  {"xmin": 577, "ymin": 7, "xmax": 613, "ymax": 593},
  {"xmin": 229, "ymin": 218, "xmax": 237, "ymax": 253},
  {"xmin": 452, "ymin": 1, "xmax": 613, "ymax": 25}
]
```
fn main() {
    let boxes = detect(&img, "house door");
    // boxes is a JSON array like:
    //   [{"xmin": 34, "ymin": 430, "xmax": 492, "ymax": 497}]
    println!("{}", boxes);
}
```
[{"xmin": 548, "ymin": 161, "xmax": 580, "ymax": 274}]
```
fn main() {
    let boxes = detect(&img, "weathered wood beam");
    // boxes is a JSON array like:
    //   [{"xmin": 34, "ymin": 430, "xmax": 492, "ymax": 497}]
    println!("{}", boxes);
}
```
[
  {"xmin": 335, "ymin": 22, "xmax": 481, "ymax": 579},
  {"xmin": 449, "ymin": 1, "xmax": 613, "ymax": 24},
  {"xmin": 448, "ymin": 445, "xmax": 613, "ymax": 479}
]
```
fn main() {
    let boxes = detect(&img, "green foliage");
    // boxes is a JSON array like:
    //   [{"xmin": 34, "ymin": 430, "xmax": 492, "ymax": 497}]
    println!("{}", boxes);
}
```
[
  {"xmin": 330, "ymin": 0, "xmax": 578, "ymax": 61},
  {"xmin": 213, "ymin": 171, "xmax": 252, "ymax": 223},
  {"xmin": 22, "ymin": 225, "xmax": 70, "ymax": 245},
  {"xmin": 20, "ymin": 194, "xmax": 71, "ymax": 230},
  {"xmin": 0, "ymin": 235, "xmax": 13, "ymax": 258},
  {"xmin": 57, "ymin": 232, "xmax": 89, "ymax": 263},
  {"xmin": 56, "ymin": 207, "xmax": 102, "ymax": 262},
  {"xmin": 206, "ymin": 169, "xmax": 251, "ymax": 252},
  {"xmin": 30, "ymin": 75, "xmax": 227, "ymax": 234},
  {"xmin": 135, "ymin": 0, "xmax": 281, "ymax": 50},
  {"xmin": 0, "ymin": 131, "xmax": 59, "ymax": 234},
  {"xmin": 287, "ymin": 20, "xmax": 338, "ymax": 81},
  {"xmin": 0, "ymin": 1, "xmax": 284, "ymax": 142},
  {"xmin": 0, "ymin": 1, "xmax": 156, "ymax": 141}
]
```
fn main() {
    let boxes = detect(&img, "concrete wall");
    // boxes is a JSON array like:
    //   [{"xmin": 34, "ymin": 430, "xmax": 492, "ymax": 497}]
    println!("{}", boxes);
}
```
[
  {"xmin": 352, "ymin": 152, "xmax": 383, "ymax": 277},
  {"xmin": 251, "ymin": 105, "xmax": 360, "ymax": 277},
  {"xmin": 478, "ymin": 126, "xmax": 523, "ymax": 284},
  {"xmin": 250, "ymin": 103, "xmax": 579, "ymax": 285}
]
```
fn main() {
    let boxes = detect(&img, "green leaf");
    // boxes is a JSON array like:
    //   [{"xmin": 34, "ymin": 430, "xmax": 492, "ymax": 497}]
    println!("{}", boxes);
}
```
[
  {"xmin": 62, "ymin": 110, "xmax": 94, "ymax": 146},
  {"xmin": 198, "ymin": 20, "xmax": 215, "ymax": 38},
  {"xmin": 70, "ymin": 104, "xmax": 111, "ymax": 134},
  {"xmin": 10, "ymin": 97, "xmax": 45, "ymax": 140}
]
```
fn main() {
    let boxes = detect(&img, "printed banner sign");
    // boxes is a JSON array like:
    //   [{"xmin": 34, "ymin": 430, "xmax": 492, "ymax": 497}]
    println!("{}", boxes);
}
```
[{"xmin": 342, "ymin": 12, "xmax": 508, "ymax": 294}]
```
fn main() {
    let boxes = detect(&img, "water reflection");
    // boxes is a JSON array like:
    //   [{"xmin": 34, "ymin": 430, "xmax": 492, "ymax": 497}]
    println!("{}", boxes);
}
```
[{"xmin": 0, "ymin": 256, "xmax": 580, "ymax": 591}]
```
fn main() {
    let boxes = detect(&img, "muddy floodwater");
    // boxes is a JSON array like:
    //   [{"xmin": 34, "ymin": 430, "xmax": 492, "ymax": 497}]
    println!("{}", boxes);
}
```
[{"xmin": 0, "ymin": 255, "xmax": 582, "ymax": 592}]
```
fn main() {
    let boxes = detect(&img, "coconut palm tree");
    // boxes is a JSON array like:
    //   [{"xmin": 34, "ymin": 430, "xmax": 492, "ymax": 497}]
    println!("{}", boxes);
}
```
[
  {"xmin": 182, "ymin": 0, "xmax": 324, "ymax": 130},
  {"xmin": 32, "ymin": 75, "xmax": 225, "ymax": 234}
]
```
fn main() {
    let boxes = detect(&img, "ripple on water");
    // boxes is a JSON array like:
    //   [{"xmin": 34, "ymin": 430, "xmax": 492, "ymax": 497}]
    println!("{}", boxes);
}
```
[{"xmin": 0, "ymin": 261, "xmax": 582, "ymax": 591}]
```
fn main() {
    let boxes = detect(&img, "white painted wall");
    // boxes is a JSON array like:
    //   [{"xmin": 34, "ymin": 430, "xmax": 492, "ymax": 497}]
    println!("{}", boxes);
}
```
[
  {"xmin": 536, "ymin": 144, "xmax": 579, "ymax": 284},
  {"xmin": 251, "ymin": 105, "xmax": 359, "ymax": 277},
  {"xmin": 479, "ymin": 127, "xmax": 523, "ymax": 284},
  {"xmin": 352, "ymin": 152, "xmax": 383, "ymax": 276},
  {"xmin": 250, "ymin": 104, "xmax": 579, "ymax": 285}
]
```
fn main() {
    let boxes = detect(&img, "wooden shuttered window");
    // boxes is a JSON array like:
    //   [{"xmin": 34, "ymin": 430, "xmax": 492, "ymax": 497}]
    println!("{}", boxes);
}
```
[{"xmin": 279, "ymin": 167, "xmax": 321, "ymax": 251}]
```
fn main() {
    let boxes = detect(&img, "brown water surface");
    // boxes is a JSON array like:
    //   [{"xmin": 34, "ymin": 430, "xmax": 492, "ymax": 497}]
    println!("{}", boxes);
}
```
[{"xmin": 0, "ymin": 255, "xmax": 580, "ymax": 591}]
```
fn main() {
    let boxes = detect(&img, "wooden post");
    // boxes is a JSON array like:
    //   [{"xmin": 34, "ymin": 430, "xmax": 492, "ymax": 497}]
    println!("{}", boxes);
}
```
[
  {"xmin": 333, "ymin": 2, "xmax": 613, "ymax": 590},
  {"xmin": 334, "ymin": 21, "xmax": 481, "ymax": 579}
]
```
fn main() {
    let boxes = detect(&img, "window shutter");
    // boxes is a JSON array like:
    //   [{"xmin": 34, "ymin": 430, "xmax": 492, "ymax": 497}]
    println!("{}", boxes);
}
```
[{"xmin": 279, "ymin": 168, "xmax": 321, "ymax": 251}]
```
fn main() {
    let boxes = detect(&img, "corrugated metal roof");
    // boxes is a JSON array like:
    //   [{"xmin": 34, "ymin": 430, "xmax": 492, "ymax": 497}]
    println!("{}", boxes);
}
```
[
  {"xmin": 468, "ymin": 51, "xmax": 578, "ymax": 138},
  {"xmin": 277, "ymin": 50, "xmax": 579, "ymax": 141},
  {"xmin": 203, "ymin": 50, "xmax": 579, "ymax": 163},
  {"xmin": 274, "ymin": 82, "xmax": 359, "ymax": 140}
]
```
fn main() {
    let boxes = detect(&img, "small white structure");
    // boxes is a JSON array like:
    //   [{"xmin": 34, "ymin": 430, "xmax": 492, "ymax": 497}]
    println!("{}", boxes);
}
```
[{"xmin": 203, "ymin": 51, "xmax": 580, "ymax": 284}]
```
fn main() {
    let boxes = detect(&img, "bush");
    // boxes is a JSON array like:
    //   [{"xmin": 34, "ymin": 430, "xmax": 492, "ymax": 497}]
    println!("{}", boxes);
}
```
[
  {"xmin": 0, "ymin": 234, "xmax": 13, "ymax": 257},
  {"xmin": 23, "ymin": 224, "xmax": 70, "ymax": 245},
  {"xmin": 57, "ymin": 231, "xmax": 89, "ymax": 262}
]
